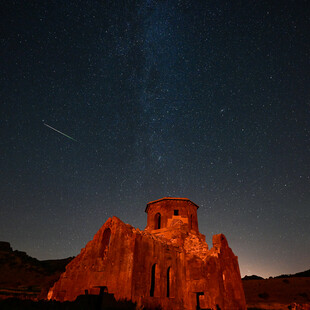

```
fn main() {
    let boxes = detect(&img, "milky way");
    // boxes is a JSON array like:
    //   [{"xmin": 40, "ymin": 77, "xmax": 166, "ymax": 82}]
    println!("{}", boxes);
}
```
[{"xmin": 1, "ymin": 1, "xmax": 309, "ymax": 277}]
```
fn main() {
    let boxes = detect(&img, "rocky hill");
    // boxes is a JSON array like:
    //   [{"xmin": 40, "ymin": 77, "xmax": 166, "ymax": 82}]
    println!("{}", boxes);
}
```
[
  {"xmin": 274, "ymin": 269, "xmax": 310, "ymax": 279},
  {"xmin": 0, "ymin": 241, "xmax": 73, "ymax": 300}
]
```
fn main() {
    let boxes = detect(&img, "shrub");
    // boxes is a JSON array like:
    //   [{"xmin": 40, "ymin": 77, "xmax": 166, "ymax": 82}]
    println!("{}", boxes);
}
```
[{"xmin": 258, "ymin": 292, "xmax": 269, "ymax": 299}]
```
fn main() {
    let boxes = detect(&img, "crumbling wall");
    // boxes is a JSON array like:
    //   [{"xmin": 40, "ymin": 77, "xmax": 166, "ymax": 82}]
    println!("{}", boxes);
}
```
[
  {"xmin": 49, "ymin": 217, "xmax": 135, "ymax": 301},
  {"xmin": 48, "ymin": 216, "xmax": 247, "ymax": 310}
]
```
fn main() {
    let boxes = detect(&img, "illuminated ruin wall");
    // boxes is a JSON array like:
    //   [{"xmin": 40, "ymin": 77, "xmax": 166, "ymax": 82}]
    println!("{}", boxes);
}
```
[{"xmin": 48, "ymin": 198, "xmax": 246, "ymax": 310}]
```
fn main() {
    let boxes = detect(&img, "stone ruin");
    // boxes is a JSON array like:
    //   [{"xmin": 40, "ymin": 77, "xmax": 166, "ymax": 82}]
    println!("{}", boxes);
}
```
[{"xmin": 48, "ymin": 197, "xmax": 246, "ymax": 309}]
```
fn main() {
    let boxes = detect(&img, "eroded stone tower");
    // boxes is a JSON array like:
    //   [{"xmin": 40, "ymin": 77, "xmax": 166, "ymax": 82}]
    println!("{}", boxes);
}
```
[
  {"xmin": 145, "ymin": 197, "xmax": 199, "ymax": 232},
  {"xmin": 48, "ymin": 197, "xmax": 246, "ymax": 309}
]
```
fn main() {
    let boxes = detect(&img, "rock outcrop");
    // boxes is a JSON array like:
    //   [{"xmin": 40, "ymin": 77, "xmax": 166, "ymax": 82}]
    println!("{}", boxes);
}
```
[{"xmin": 48, "ymin": 197, "xmax": 246, "ymax": 310}]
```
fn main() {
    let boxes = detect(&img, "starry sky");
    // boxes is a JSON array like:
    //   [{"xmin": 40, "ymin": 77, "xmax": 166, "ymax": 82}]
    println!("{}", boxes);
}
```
[{"xmin": 1, "ymin": 0, "xmax": 309, "ymax": 278}]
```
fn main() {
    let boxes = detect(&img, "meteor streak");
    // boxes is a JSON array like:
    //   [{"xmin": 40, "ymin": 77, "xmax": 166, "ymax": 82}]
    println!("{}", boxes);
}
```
[{"xmin": 44, "ymin": 123, "xmax": 77, "ymax": 142}]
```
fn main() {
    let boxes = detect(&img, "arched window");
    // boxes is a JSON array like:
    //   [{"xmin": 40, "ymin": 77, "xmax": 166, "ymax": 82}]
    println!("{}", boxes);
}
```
[
  {"xmin": 167, "ymin": 267, "xmax": 171, "ymax": 298},
  {"xmin": 154, "ymin": 213, "xmax": 161, "ymax": 229},
  {"xmin": 150, "ymin": 264, "xmax": 157, "ymax": 297},
  {"xmin": 99, "ymin": 228, "xmax": 111, "ymax": 257}
]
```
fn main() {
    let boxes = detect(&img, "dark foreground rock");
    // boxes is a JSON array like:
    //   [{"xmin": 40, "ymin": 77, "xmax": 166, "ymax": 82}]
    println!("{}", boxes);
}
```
[{"xmin": 0, "ymin": 292, "xmax": 137, "ymax": 310}]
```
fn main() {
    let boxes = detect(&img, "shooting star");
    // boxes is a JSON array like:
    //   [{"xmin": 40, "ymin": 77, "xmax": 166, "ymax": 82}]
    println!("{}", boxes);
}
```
[{"xmin": 44, "ymin": 123, "xmax": 77, "ymax": 142}]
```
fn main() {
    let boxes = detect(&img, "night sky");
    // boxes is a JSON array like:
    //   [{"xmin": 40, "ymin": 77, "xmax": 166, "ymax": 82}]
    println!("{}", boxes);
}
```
[{"xmin": 1, "ymin": 1, "xmax": 309, "ymax": 278}]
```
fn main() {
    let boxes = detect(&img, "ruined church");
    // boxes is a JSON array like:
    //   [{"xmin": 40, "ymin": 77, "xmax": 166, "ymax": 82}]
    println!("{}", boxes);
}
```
[{"xmin": 48, "ymin": 197, "xmax": 246, "ymax": 309}]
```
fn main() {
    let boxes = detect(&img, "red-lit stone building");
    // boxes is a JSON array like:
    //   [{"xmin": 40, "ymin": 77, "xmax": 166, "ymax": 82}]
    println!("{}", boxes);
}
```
[{"xmin": 48, "ymin": 197, "xmax": 246, "ymax": 309}]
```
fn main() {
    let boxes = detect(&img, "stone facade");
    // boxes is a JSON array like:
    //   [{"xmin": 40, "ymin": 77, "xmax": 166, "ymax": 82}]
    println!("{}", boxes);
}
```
[{"xmin": 48, "ymin": 197, "xmax": 246, "ymax": 310}]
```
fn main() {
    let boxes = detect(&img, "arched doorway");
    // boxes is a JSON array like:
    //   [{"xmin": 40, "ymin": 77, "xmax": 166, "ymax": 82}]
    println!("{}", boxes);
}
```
[
  {"xmin": 150, "ymin": 263, "xmax": 157, "ymax": 297},
  {"xmin": 167, "ymin": 267, "xmax": 171, "ymax": 297}
]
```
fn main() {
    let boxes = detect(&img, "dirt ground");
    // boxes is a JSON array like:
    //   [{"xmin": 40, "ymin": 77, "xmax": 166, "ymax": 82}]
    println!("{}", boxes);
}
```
[{"xmin": 243, "ymin": 277, "xmax": 310, "ymax": 309}]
